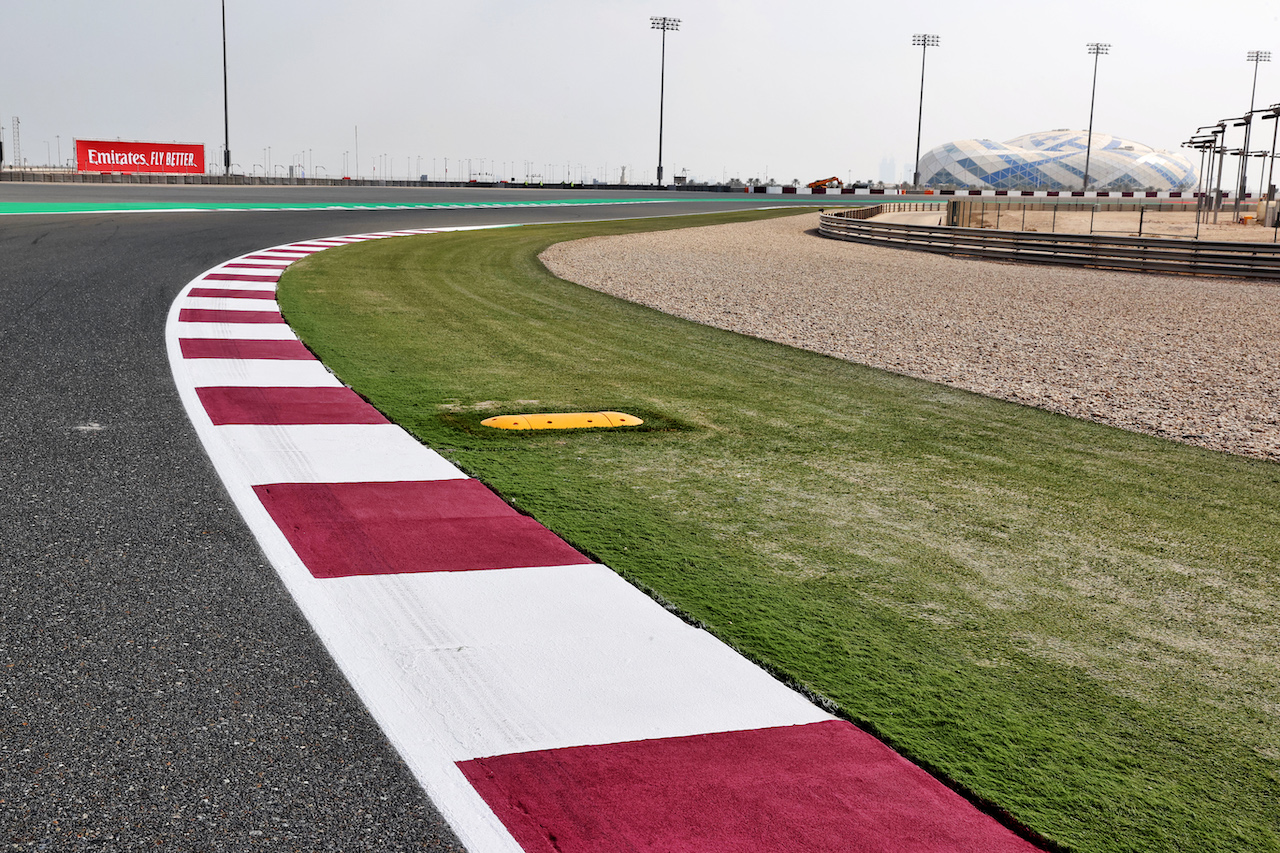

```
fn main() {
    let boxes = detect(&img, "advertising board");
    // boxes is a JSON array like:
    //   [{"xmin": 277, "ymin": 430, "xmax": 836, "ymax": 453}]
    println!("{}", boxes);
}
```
[{"xmin": 76, "ymin": 139, "xmax": 205, "ymax": 174}]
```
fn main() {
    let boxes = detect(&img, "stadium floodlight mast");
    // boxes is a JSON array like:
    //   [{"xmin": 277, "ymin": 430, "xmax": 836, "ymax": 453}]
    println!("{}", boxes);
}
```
[
  {"xmin": 222, "ymin": 0, "xmax": 231, "ymax": 177},
  {"xmin": 1236, "ymin": 51, "xmax": 1271, "ymax": 218},
  {"xmin": 1082, "ymin": 42, "xmax": 1110, "ymax": 192},
  {"xmin": 1247, "ymin": 51, "xmax": 1271, "ymax": 113},
  {"xmin": 650, "ymin": 16, "xmax": 680, "ymax": 186},
  {"xmin": 911, "ymin": 33, "xmax": 939, "ymax": 189}
]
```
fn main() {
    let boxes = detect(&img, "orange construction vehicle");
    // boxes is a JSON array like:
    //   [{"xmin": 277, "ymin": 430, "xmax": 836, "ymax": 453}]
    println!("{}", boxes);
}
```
[{"xmin": 807, "ymin": 176, "xmax": 843, "ymax": 189}]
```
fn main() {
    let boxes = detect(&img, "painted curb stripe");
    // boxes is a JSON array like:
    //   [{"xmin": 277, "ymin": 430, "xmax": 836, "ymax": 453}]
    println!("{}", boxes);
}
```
[
  {"xmin": 202, "ymin": 272, "xmax": 284, "ymax": 282},
  {"xmin": 179, "ymin": 338, "xmax": 314, "ymax": 360},
  {"xmin": 254, "ymin": 480, "xmax": 591, "ymax": 578},
  {"xmin": 189, "ymin": 280, "xmax": 279, "ymax": 293},
  {"xmin": 188, "ymin": 287, "xmax": 284, "ymax": 300},
  {"xmin": 196, "ymin": 386, "xmax": 390, "ymax": 425},
  {"xmin": 460, "ymin": 720, "xmax": 1042, "ymax": 853},
  {"xmin": 183, "ymin": 297, "xmax": 280, "ymax": 312},
  {"xmin": 215, "ymin": 424, "xmax": 468, "ymax": 485},
  {"xmin": 176, "ymin": 321, "xmax": 300, "ymax": 340},
  {"xmin": 311, "ymin": 565, "xmax": 833, "ymax": 764},
  {"xmin": 243, "ymin": 252, "xmax": 309, "ymax": 261},
  {"xmin": 185, "ymin": 360, "xmax": 341, "ymax": 389},
  {"xmin": 178, "ymin": 308, "xmax": 285, "ymax": 324}
]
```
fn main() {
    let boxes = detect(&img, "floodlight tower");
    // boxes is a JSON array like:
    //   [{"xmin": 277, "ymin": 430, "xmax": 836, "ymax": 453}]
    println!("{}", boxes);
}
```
[
  {"xmin": 1082, "ymin": 42, "xmax": 1110, "ymax": 191},
  {"xmin": 651, "ymin": 16, "xmax": 680, "ymax": 186},
  {"xmin": 222, "ymin": 0, "xmax": 231, "ymax": 177},
  {"xmin": 1247, "ymin": 51, "xmax": 1271, "ymax": 114},
  {"xmin": 1238, "ymin": 51, "xmax": 1271, "ymax": 213},
  {"xmin": 912, "ymin": 33, "xmax": 939, "ymax": 189}
]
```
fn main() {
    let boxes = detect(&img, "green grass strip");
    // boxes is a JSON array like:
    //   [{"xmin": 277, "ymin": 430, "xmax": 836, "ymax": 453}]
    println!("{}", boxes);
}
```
[{"xmin": 277, "ymin": 209, "xmax": 1280, "ymax": 853}]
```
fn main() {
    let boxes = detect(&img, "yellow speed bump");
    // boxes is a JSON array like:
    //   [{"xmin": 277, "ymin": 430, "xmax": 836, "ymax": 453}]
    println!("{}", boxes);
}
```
[{"xmin": 481, "ymin": 411, "xmax": 643, "ymax": 430}]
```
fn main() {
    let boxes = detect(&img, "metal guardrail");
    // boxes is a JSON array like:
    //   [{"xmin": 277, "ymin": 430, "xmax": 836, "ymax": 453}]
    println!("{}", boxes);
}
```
[
  {"xmin": 818, "ymin": 208, "xmax": 1280, "ymax": 281},
  {"xmin": 835, "ymin": 202, "xmax": 946, "ymax": 220}
]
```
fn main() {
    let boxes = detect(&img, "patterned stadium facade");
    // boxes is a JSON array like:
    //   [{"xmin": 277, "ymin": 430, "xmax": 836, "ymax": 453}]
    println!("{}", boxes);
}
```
[{"xmin": 918, "ymin": 130, "xmax": 1197, "ymax": 191}]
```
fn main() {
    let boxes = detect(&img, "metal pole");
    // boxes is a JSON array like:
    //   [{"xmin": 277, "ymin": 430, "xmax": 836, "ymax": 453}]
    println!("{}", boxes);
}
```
[
  {"xmin": 912, "ymin": 34, "xmax": 939, "ymax": 189},
  {"xmin": 651, "ymin": 17, "xmax": 680, "ymax": 186},
  {"xmin": 657, "ymin": 24, "xmax": 666, "ymax": 185},
  {"xmin": 222, "ymin": 0, "xmax": 231, "ymax": 176},
  {"xmin": 915, "ymin": 41, "xmax": 926, "ymax": 186},
  {"xmin": 1196, "ymin": 145, "xmax": 1208, "ymax": 238},
  {"xmin": 1247, "ymin": 51, "xmax": 1270, "ymax": 114},
  {"xmin": 1268, "ymin": 111, "xmax": 1280, "ymax": 202},
  {"xmin": 1205, "ymin": 132, "xmax": 1224, "ymax": 224},
  {"xmin": 1082, "ymin": 43, "xmax": 1109, "ymax": 192},
  {"xmin": 1234, "ymin": 122, "xmax": 1252, "ymax": 222},
  {"xmin": 1190, "ymin": 143, "xmax": 1207, "ymax": 232},
  {"xmin": 1214, "ymin": 143, "xmax": 1228, "ymax": 224}
]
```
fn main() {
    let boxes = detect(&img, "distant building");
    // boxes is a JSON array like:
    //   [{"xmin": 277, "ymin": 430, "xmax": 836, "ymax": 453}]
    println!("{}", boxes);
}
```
[
  {"xmin": 878, "ymin": 156, "xmax": 897, "ymax": 184},
  {"xmin": 917, "ymin": 130, "xmax": 1196, "ymax": 191}
]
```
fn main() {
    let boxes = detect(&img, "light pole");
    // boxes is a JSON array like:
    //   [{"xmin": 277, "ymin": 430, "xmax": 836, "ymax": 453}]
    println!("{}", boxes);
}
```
[
  {"xmin": 222, "ymin": 0, "xmax": 231, "ymax": 176},
  {"xmin": 911, "ymin": 33, "xmax": 939, "ymax": 189},
  {"xmin": 1230, "ymin": 115, "xmax": 1251, "ymax": 221},
  {"xmin": 1185, "ymin": 130, "xmax": 1221, "ymax": 237},
  {"xmin": 651, "ymin": 16, "xmax": 680, "ymax": 186},
  {"xmin": 1082, "ymin": 42, "xmax": 1110, "ymax": 191},
  {"xmin": 1263, "ymin": 105, "xmax": 1280, "ymax": 204},
  {"xmin": 1266, "ymin": 105, "xmax": 1280, "ymax": 236},
  {"xmin": 1238, "ymin": 51, "xmax": 1271, "ymax": 217},
  {"xmin": 1247, "ymin": 51, "xmax": 1271, "ymax": 113}
]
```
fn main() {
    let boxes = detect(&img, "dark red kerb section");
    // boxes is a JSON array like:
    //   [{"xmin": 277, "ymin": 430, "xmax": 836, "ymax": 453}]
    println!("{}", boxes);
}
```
[
  {"xmin": 253, "ymin": 479, "xmax": 592, "ymax": 577},
  {"xmin": 242, "ymin": 253, "xmax": 307, "ymax": 261},
  {"xmin": 178, "ymin": 308, "xmax": 285, "ymax": 324},
  {"xmin": 179, "ymin": 339, "xmax": 315, "ymax": 360},
  {"xmin": 202, "ymin": 272, "xmax": 284, "ymax": 282},
  {"xmin": 196, "ymin": 386, "xmax": 389, "ymax": 425},
  {"xmin": 458, "ymin": 720, "xmax": 1046, "ymax": 853},
  {"xmin": 188, "ymin": 288, "xmax": 280, "ymax": 299}
]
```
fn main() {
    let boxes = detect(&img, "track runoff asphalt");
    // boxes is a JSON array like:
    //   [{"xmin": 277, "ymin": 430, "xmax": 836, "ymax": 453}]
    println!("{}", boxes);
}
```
[{"xmin": 0, "ymin": 186, "xmax": 843, "ymax": 851}]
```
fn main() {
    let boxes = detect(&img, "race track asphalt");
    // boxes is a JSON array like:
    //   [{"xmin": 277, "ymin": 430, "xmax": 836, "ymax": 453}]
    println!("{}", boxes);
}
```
[{"xmin": 0, "ymin": 187, "xmax": 809, "ymax": 851}]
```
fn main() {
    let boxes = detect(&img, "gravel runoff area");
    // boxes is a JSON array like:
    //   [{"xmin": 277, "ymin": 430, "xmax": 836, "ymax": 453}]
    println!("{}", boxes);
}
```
[{"xmin": 540, "ymin": 212, "xmax": 1280, "ymax": 463}]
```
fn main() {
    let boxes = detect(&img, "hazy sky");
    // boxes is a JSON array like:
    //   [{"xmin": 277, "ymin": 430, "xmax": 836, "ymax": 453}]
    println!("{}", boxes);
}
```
[{"xmin": 3, "ymin": 0, "xmax": 1279, "ymax": 184}]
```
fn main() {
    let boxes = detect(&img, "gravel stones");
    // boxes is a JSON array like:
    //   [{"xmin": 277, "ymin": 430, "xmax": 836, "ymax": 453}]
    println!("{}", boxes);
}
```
[{"xmin": 540, "ymin": 213, "xmax": 1280, "ymax": 462}]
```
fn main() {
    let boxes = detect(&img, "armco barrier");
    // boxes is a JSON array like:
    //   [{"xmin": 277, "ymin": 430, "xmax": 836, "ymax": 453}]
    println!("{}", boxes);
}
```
[{"xmin": 818, "ymin": 207, "xmax": 1280, "ymax": 281}]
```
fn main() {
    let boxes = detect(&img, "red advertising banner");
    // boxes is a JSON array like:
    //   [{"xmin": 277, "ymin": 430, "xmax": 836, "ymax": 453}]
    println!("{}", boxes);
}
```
[{"xmin": 75, "ymin": 139, "xmax": 206, "ymax": 174}]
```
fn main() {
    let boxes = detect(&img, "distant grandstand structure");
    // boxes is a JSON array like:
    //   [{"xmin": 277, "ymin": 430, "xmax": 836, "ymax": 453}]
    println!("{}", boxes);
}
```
[{"xmin": 917, "ymin": 130, "xmax": 1197, "ymax": 191}]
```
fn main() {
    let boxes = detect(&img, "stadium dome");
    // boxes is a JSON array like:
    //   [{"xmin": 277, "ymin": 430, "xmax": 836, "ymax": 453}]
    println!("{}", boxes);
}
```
[{"xmin": 917, "ymin": 130, "xmax": 1196, "ymax": 191}]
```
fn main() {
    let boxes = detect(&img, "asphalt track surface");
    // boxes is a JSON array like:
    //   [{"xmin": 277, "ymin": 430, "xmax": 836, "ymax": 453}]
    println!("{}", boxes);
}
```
[{"xmin": 0, "ymin": 186, "xmax": 822, "ymax": 851}]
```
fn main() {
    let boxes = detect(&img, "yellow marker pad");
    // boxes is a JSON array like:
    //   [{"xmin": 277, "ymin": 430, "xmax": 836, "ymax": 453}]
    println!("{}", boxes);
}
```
[{"xmin": 481, "ymin": 411, "xmax": 644, "ymax": 430}]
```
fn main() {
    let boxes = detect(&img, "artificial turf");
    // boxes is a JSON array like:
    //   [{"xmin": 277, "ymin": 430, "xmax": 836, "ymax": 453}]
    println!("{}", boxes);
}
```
[{"xmin": 277, "ymin": 208, "xmax": 1280, "ymax": 852}]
